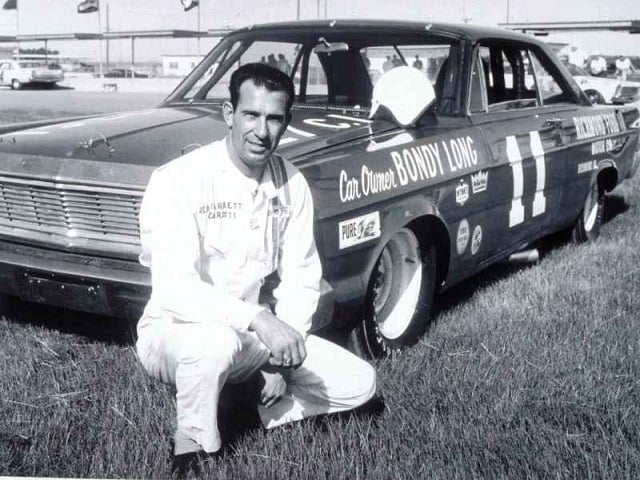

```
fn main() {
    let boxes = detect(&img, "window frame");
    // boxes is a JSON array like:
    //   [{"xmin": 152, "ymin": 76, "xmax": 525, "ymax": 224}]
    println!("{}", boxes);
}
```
[{"xmin": 467, "ymin": 39, "xmax": 583, "ymax": 116}]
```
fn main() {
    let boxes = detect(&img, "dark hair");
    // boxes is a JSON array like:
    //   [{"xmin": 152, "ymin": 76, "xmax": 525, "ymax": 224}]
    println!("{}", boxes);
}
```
[{"xmin": 229, "ymin": 63, "xmax": 294, "ymax": 110}]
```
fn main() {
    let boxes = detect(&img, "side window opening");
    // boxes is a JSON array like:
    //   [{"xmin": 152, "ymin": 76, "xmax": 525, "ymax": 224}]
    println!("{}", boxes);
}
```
[
  {"xmin": 475, "ymin": 42, "xmax": 576, "ymax": 113},
  {"xmin": 528, "ymin": 49, "xmax": 572, "ymax": 105},
  {"xmin": 469, "ymin": 50, "xmax": 488, "ymax": 113}
]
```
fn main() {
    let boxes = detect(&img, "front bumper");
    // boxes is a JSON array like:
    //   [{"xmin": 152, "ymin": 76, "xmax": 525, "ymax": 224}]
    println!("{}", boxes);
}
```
[
  {"xmin": 0, "ymin": 240, "xmax": 150, "ymax": 320},
  {"xmin": 0, "ymin": 240, "xmax": 335, "ymax": 332}
]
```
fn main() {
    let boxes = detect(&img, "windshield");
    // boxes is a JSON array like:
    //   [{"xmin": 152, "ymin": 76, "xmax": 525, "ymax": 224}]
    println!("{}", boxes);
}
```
[
  {"xmin": 166, "ymin": 30, "xmax": 459, "ymax": 115},
  {"xmin": 565, "ymin": 63, "xmax": 589, "ymax": 77}
]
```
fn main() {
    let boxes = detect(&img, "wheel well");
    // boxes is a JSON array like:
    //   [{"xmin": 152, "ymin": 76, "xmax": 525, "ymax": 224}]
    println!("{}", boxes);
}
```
[
  {"xmin": 598, "ymin": 165, "xmax": 618, "ymax": 193},
  {"xmin": 406, "ymin": 215, "xmax": 450, "ymax": 290}
]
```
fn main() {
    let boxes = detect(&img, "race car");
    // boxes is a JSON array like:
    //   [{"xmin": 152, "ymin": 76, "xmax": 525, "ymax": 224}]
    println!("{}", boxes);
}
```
[{"xmin": 0, "ymin": 20, "xmax": 637, "ymax": 358}]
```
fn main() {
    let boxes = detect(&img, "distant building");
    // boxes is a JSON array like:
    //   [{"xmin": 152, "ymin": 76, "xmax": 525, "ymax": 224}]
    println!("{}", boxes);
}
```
[
  {"xmin": 162, "ymin": 54, "xmax": 204, "ymax": 77},
  {"xmin": 0, "ymin": 46, "xmax": 14, "ymax": 60}
]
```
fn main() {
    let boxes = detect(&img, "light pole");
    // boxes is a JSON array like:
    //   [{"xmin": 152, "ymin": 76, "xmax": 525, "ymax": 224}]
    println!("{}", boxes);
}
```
[
  {"xmin": 97, "ymin": 1, "xmax": 103, "ymax": 77},
  {"xmin": 197, "ymin": 1, "xmax": 201, "ymax": 56}
]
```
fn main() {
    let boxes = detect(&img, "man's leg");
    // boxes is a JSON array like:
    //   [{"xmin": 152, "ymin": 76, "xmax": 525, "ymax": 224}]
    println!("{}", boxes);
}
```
[
  {"xmin": 257, "ymin": 335, "xmax": 377, "ymax": 429},
  {"xmin": 138, "ymin": 319, "xmax": 268, "ymax": 454}
]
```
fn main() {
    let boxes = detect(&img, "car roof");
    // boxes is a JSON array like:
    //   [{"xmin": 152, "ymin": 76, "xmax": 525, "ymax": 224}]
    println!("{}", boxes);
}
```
[{"xmin": 232, "ymin": 19, "xmax": 541, "ymax": 45}]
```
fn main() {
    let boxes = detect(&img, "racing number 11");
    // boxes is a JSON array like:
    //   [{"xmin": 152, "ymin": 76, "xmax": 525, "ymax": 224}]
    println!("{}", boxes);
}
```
[{"xmin": 506, "ymin": 131, "xmax": 547, "ymax": 228}]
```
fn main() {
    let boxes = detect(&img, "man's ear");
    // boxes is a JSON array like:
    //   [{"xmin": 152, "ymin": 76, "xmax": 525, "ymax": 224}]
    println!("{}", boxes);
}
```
[
  {"xmin": 283, "ymin": 111, "xmax": 292, "ymax": 130},
  {"xmin": 222, "ymin": 101, "xmax": 234, "ymax": 128}
]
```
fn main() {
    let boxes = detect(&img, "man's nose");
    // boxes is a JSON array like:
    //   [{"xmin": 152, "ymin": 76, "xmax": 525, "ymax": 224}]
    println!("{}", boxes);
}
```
[{"xmin": 255, "ymin": 117, "xmax": 268, "ymax": 138}]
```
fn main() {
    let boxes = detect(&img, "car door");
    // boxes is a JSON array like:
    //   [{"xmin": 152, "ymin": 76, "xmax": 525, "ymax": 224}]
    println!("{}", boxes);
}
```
[{"xmin": 466, "ymin": 42, "xmax": 581, "ymax": 259}]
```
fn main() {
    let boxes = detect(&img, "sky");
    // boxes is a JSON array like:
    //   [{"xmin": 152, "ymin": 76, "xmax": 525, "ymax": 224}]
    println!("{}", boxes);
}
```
[{"xmin": 0, "ymin": 0, "xmax": 638, "ymax": 63}]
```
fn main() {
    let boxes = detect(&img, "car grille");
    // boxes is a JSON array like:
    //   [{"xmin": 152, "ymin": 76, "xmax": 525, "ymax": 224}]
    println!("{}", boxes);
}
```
[{"xmin": 0, "ymin": 174, "xmax": 143, "ymax": 256}]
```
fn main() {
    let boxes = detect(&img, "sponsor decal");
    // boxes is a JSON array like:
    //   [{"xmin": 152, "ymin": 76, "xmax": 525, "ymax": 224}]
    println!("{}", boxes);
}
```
[
  {"xmin": 456, "ymin": 179, "xmax": 470, "ymax": 205},
  {"xmin": 471, "ymin": 225, "xmax": 482, "ymax": 255},
  {"xmin": 456, "ymin": 219, "xmax": 470, "ymax": 255},
  {"xmin": 573, "ymin": 112, "xmax": 621, "ymax": 140},
  {"xmin": 339, "ymin": 134, "xmax": 479, "ymax": 203},
  {"xmin": 338, "ymin": 211, "xmax": 381, "ymax": 249},
  {"xmin": 591, "ymin": 138, "xmax": 620, "ymax": 155},
  {"xmin": 471, "ymin": 170, "xmax": 488, "ymax": 194},
  {"xmin": 577, "ymin": 160, "xmax": 597, "ymax": 174}
]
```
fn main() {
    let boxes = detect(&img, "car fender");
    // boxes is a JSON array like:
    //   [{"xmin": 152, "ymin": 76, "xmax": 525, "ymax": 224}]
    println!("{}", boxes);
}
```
[{"xmin": 365, "ymin": 194, "xmax": 451, "ymax": 290}]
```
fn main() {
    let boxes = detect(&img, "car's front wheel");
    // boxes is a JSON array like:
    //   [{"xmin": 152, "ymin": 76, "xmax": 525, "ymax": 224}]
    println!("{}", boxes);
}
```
[
  {"xmin": 350, "ymin": 228, "xmax": 436, "ymax": 358},
  {"xmin": 10, "ymin": 79, "xmax": 21, "ymax": 90},
  {"xmin": 584, "ymin": 89, "xmax": 605, "ymax": 104},
  {"xmin": 571, "ymin": 180, "xmax": 604, "ymax": 243}
]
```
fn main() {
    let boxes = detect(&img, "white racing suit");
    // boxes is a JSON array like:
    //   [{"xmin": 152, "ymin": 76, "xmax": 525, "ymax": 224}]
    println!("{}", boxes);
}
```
[{"xmin": 136, "ymin": 138, "xmax": 376, "ymax": 453}]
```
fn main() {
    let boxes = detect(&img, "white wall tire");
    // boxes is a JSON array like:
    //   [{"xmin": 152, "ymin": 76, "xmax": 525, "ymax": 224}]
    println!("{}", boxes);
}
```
[
  {"xmin": 11, "ymin": 79, "xmax": 21, "ymax": 90},
  {"xmin": 571, "ymin": 180, "xmax": 604, "ymax": 243}
]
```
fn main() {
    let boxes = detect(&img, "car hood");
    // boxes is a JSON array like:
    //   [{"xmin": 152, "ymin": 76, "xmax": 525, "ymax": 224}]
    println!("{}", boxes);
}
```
[{"xmin": 0, "ymin": 105, "xmax": 374, "ymax": 168}]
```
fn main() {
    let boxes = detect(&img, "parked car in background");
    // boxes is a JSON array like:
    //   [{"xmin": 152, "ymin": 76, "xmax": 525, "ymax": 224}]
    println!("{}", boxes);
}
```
[
  {"xmin": 612, "ymin": 81, "xmax": 640, "ymax": 107},
  {"xmin": 0, "ymin": 60, "xmax": 64, "ymax": 89},
  {"xmin": 565, "ymin": 63, "xmax": 622, "ymax": 104},
  {"xmin": 0, "ymin": 20, "xmax": 637, "ymax": 357},
  {"xmin": 102, "ymin": 68, "xmax": 149, "ymax": 78}
]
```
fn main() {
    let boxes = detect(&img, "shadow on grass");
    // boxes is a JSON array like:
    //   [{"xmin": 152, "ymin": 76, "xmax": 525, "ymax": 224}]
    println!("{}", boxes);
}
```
[
  {"xmin": 0, "ymin": 296, "xmax": 137, "ymax": 346},
  {"xmin": 602, "ymin": 190, "xmax": 629, "ymax": 224},
  {"xmin": 9, "ymin": 83, "xmax": 74, "ymax": 91}
]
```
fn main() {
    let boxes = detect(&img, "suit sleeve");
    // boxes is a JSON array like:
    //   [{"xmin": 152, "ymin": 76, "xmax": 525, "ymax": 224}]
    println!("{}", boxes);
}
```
[
  {"xmin": 272, "ymin": 168, "xmax": 322, "ymax": 337},
  {"xmin": 139, "ymin": 169, "xmax": 267, "ymax": 330}
]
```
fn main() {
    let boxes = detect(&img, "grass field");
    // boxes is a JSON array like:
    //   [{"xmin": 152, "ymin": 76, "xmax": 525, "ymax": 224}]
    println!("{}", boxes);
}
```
[{"xmin": 1, "ymin": 105, "xmax": 640, "ymax": 479}]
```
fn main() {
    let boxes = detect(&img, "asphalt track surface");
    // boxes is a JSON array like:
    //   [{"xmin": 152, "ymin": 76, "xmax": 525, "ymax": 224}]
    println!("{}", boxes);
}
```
[{"xmin": 0, "ymin": 87, "xmax": 167, "ymax": 116}]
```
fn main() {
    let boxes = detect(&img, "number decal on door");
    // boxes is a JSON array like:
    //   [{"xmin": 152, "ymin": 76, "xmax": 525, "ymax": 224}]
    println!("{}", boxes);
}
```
[{"xmin": 506, "ymin": 131, "xmax": 547, "ymax": 228}]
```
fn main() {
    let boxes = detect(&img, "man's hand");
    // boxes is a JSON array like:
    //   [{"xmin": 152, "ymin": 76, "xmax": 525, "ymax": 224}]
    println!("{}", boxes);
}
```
[
  {"xmin": 250, "ymin": 309, "xmax": 306, "ymax": 368},
  {"xmin": 259, "ymin": 367, "xmax": 288, "ymax": 408}
]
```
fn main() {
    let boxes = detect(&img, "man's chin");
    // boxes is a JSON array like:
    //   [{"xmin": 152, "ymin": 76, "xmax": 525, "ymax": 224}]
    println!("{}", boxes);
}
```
[{"xmin": 246, "ymin": 148, "xmax": 273, "ymax": 162}]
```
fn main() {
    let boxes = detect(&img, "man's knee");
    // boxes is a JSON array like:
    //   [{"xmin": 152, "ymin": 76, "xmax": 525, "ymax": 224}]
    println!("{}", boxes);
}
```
[
  {"xmin": 177, "ymin": 323, "xmax": 243, "ymax": 373},
  {"xmin": 353, "ymin": 359, "xmax": 377, "ymax": 404}
]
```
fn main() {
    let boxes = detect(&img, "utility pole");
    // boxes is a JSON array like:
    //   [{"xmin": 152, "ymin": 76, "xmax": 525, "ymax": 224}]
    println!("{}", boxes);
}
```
[
  {"xmin": 97, "ymin": 1, "xmax": 103, "ymax": 77},
  {"xmin": 105, "ymin": 2, "xmax": 109, "ymax": 69},
  {"xmin": 197, "ymin": 1, "xmax": 201, "ymax": 56},
  {"xmin": 296, "ymin": 0, "xmax": 300, "ymax": 20}
]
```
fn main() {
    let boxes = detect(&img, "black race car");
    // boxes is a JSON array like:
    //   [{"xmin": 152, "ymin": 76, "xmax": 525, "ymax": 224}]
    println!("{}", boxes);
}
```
[{"xmin": 0, "ymin": 20, "xmax": 637, "ymax": 357}]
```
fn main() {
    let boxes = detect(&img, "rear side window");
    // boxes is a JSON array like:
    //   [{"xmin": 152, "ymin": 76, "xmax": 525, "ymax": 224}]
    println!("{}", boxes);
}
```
[{"xmin": 469, "ymin": 42, "xmax": 577, "ymax": 113}]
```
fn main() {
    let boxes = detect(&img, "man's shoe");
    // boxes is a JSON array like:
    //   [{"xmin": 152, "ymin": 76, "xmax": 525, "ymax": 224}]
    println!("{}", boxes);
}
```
[{"xmin": 171, "ymin": 450, "xmax": 203, "ymax": 479}]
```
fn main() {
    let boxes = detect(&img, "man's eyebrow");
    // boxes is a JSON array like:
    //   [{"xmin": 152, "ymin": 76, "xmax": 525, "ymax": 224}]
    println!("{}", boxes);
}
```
[{"xmin": 240, "ymin": 108, "xmax": 285, "ymax": 120}]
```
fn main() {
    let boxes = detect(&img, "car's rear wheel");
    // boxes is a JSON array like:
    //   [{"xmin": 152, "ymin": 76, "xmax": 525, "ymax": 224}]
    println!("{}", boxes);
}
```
[
  {"xmin": 584, "ymin": 89, "xmax": 605, "ymax": 104},
  {"xmin": 349, "ymin": 228, "xmax": 436, "ymax": 358},
  {"xmin": 11, "ymin": 79, "xmax": 21, "ymax": 90},
  {"xmin": 571, "ymin": 180, "xmax": 604, "ymax": 243}
]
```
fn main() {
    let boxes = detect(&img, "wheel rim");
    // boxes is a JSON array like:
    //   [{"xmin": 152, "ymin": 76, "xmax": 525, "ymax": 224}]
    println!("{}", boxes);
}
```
[
  {"xmin": 587, "ymin": 91, "xmax": 601, "ymax": 104},
  {"xmin": 583, "ymin": 182, "xmax": 599, "ymax": 232},
  {"xmin": 372, "ymin": 229, "xmax": 423, "ymax": 340}
]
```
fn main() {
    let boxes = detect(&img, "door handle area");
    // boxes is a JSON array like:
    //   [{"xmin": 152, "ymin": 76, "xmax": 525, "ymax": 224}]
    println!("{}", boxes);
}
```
[{"xmin": 544, "ymin": 117, "xmax": 565, "ymax": 127}]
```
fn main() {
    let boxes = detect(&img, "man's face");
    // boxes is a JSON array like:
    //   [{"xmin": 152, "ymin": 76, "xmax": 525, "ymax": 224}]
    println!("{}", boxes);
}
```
[{"xmin": 223, "ymin": 79, "xmax": 290, "ymax": 176}]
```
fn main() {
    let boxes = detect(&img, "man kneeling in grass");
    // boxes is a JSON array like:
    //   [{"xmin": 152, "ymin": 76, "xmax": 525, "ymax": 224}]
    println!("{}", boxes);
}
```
[{"xmin": 135, "ymin": 63, "xmax": 378, "ymax": 473}]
